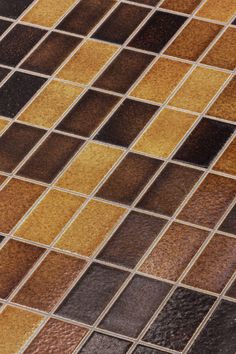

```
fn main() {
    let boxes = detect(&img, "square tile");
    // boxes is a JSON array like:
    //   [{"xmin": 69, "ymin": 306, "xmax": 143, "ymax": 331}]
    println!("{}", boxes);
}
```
[
  {"xmin": 0, "ymin": 19, "xmax": 12, "ymax": 36},
  {"xmin": 0, "ymin": 117, "xmax": 9, "ymax": 134},
  {"xmin": 0, "ymin": 0, "xmax": 34, "ymax": 19},
  {"xmin": 160, "ymin": 0, "xmax": 202, "ymax": 14},
  {"xmin": 219, "ymin": 204, "xmax": 236, "ymax": 235},
  {"xmin": 226, "ymin": 280, "xmax": 236, "ymax": 299},
  {"xmin": 132, "ymin": 345, "xmax": 166, "ymax": 354},
  {"xmin": 213, "ymin": 137, "xmax": 236, "ymax": 176},
  {"xmin": 0, "ymin": 66, "xmax": 10, "ymax": 83},
  {"xmin": 196, "ymin": 0, "xmax": 236, "ymax": 22},
  {"xmin": 130, "ymin": 0, "xmax": 160, "ymax": 5}
]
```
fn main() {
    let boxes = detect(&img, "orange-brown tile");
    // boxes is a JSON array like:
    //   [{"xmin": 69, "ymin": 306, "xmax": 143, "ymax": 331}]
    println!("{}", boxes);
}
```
[
  {"xmin": 161, "ymin": 0, "xmax": 202, "ymax": 14},
  {"xmin": 196, "ymin": 0, "xmax": 236, "ymax": 22},
  {"xmin": 0, "ymin": 117, "xmax": 9, "ymax": 134},
  {"xmin": 0, "ymin": 174, "xmax": 7, "ymax": 186},
  {"xmin": 213, "ymin": 137, "xmax": 236, "ymax": 176}
]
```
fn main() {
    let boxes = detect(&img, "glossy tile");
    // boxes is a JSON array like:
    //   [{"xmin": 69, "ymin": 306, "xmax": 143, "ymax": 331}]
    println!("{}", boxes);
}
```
[
  {"xmin": 213, "ymin": 137, "xmax": 236, "ymax": 175},
  {"xmin": 196, "ymin": 0, "xmax": 236, "ymax": 22},
  {"xmin": 219, "ymin": 204, "xmax": 236, "ymax": 235},
  {"xmin": 0, "ymin": 0, "xmax": 34, "ymax": 19},
  {"xmin": 161, "ymin": 0, "xmax": 202, "ymax": 14}
]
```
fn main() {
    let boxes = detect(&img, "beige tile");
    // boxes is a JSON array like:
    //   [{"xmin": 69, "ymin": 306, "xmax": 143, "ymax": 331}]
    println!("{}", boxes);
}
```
[{"xmin": 196, "ymin": 0, "xmax": 236, "ymax": 22}]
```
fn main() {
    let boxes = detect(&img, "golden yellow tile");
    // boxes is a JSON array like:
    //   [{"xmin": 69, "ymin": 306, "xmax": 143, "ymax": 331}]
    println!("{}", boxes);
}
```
[
  {"xmin": 0, "ymin": 305, "xmax": 43, "ymax": 354},
  {"xmin": 133, "ymin": 108, "xmax": 197, "ymax": 158},
  {"xmin": 170, "ymin": 67, "xmax": 229, "ymax": 112},
  {"xmin": 56, "ymin": 199, "xmax": 125, "ymax": 256},
  {"xmin": 15, "ymin": 189, "xmax": 84, "ymax": 245},
  {"xmin": 196, "ymin": 0, "xmax": 236, "ymax": 22},
  {"xmin": 131, "ymin": 58, "xmax": 191, "ymax": 103},
  {"xmin": 0, "ymin": 118, "xmax": 9, "ymax": 134},
  {"xmin": 22, "ymin": 0, "xmax": 76, "ymax": 28},
  {"xmin": 18, "ymin": 81, "xmax": 83, "ymax": 128},
  {"xmin": 57, "ymin": 40, "xmax": 118, "ymax": 85},
  {"xmin": 56, "ymin": 142, "xmax": 122, "ymax": 194}
]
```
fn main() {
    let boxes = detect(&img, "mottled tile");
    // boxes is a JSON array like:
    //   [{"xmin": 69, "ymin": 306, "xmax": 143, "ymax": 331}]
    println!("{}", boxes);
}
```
[
  {"xmin": 0, "ymin": 0, "xmax": 34, "ymax": 19},
  {"xmin": 219, "ymin": 204, "xmax": 236, "ymax": 235},
  {"xmin": 196, "ymin": 0, "xmax": 236, "ymax": 22},
  {"xmin": 132, "ymin": 345, "xmax": 166, "ymax": 354},
  {"xmin": 226, "ymin": 280, "xmax": 236, "ymax": 299},
  {"xmin": 214, "ymin": 137, "xmax": 236, "ymax": 175},
  {"xmin": 130, "ymin": 0, "xmax": 160, "ymax": 5},
  {"xmin": 0, "ymin": 19, "xmax": 11, "ymax": 35},
  {"xmin": 0, "ymin": 117, "xmax": 9, "ymax": 133},
  {"xmin": 161, "ymin": 0, "xmax": 202, "ymax": 14},
  {"xmin": 0, "ymin": 66, "xmax": 10, "ymax": 82}
]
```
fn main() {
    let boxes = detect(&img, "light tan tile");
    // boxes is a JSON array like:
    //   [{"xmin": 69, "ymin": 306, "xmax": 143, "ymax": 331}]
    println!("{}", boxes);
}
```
[{"xmin": 196, "ymin": 0, "xmax": 236, "ymax": 22}]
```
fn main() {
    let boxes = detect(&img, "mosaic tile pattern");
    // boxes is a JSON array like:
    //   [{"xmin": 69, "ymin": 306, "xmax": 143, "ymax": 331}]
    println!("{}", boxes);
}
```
[{"xmin": 0, "ymin": 1, "xmax": 235, "ymax": 353}]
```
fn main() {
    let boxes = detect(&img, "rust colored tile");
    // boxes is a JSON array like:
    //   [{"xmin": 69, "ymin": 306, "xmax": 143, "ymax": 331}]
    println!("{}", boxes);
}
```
[
  {"xmin": 226, "ymin": 280, "xmax": 236, "ymax": 299},
  {"xmin": 96, "ymin": 152, "xmax": 162, "ymax": 205},
  {"xmin": 0, "ymin": 178, "xmax": 45, "ymax": 233},
  {"xmin": 0, "ymin": 305, "xmax": 43, "ymax": 354},
  {"xmin": 15, "ymin": 189, "xmax": 85, "ymax": 245},
  {"xmin": 21, "ymin": 32, "xmax": 81, "ymax": 75},
  {"xmin": 219, "ymin": 204, "xmax": 236, "ymax": 235},
  {"xmin": 131, "ymin": 57, "xmax": 191, "ymax": 103},
  {"xmin": 137, "ymin": 163, "xmax": 202, "ymax": 216},
  {"xmin": 196, "ymin": 0, "xmax": 236, "ymax": 22},
  {"xmin": 140, "ymin": 223, "xmax": 208, "ymax": 281},
  {"xmin": 57, "ymin": 40, "xmax": 117, "ymax": 85},
  {"xmin": 165, "ymin": 19, "xmax": 222, "ymax": 61},
  {"xmin": 0, "ymin": 0, "xmax": 34, "ymax": 19},
  {"xmin": 56, "ymin": 199, "xmax": 125, "ymax": 256},
  {"xmin": 179, "ymin": 173, "xmax": 236, "ymax": 228},
  {"xmin": 133, "ymin": 108, "xmax": 197, "ymax": 158},
  {"xmin": 13, "ymin": 251, "xmax": 86, "ymax": 311},
  {"xmin": 161, "ymin": 0, "xmax": 202, "ymax": 14},
  {"xmin": 0, "ymin": 239, "xmax": 44, "ymax": 299},
  {"xmin": 214, "ymin": 137, "xmax": 236, "ymax": 176},
  {"xmin": 18, "ymin": 133, "xmax": 83, "ymax": 183},
  {"xmin": 183, "ymin": 234, "xmax": 236, "ymax": 293},
  {"xmin": 24, "ymin": 318, "xmax": 88, "ymax": 354},
  {"xmin": 19, "ymin": 81, "xmax": 83, "ymax": 129},
  {"xmin": 57, "ymin": 142, "xmax": 122, "ymax": 194}
]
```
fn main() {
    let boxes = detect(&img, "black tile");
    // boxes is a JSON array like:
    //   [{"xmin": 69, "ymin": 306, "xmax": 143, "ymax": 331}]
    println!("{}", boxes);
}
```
[
  {"xmin": 0, "ymin": 67, "xmax": 10, "ymax": 83},
  {"xmin": 95, "ymin": 99, "xmax": 158, "ymax": 147},
  {"xmin": 129, "ymin": 11, "xmax": 187, "ymax": 53},
  {"xmin": 219, "ymin": 204, "xmax": 236, "ymax": 235},
  {"xmin": 0, "ymin": 235, "xmax": 5, "ymax": 243},
  {"xmin": 0, "ymin": 19, "xmax": 11, "ymax": 36},
  {"xmin": 0, "ymin": 72, "xmax": 46, "ymax": 118},
  {"xmin": 132, "ymin": 345, "xmax": 167, "ymax": 354},
  {"xmin": 143, "ymin": 287, "xmax": 215, "ymax": 351},
  {"xmin": 188, "ymin": 300, "xmax": 236, "ymax": 354},
  {"xmin": 55, "ymin": 263, "xmax": 128, "ymax": 324},
  {"xmin": 232, "ymin": 18, "xmax": 236, "ymax": 26},
  {"xmin": 0, "ymin": 0, "xmax": 34, "ymax": 19}
]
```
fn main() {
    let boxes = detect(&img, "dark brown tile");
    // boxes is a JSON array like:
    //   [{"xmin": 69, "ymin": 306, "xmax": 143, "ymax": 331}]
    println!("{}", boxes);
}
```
[
  {"xmin": 99, "ymin": 275, "xmax": 171, "ymax": 338},
  {"xmin": 97, "ymin": 211, "xmax": 166, "ymax": 268},
  {"xmin": 0, "ymin": 239, "xmax": 44, "ymax": 299},
  {"xmin": 219, "ymin": 204, "xmax": 236, "ymax": 235},
  {"xmin": 188, "ymin": 300, "xmax": 236, "ymax": 354},
  {"xmin": 0, "ymin": 24, "xmax": 46, "ymax": 67},
  {"xmin": 0, "ymin": 235, "xmax": 4, "ymax": 243},
  {"xmin": 213, "ymin": 137, "xmax": 236, "ymax": 175},
  {"xmin": 57, "ymin": 89, "xmax": 120, "ymax": 137},
  {"xmin": 137, "ymin": 163, "xmax": 202, "ymax": 216},
  {"xmin": 57, "ymin": 0, "xmax": 115, "ymax": 36},
  {"xmin": 94, "ymin": 49, "xmax": 154, "ymax": 94},
  {"xmin": 226, "ymin": 280, "xmax": 236, "ymax": 299},
  {"xmin": 161, "ymin": 0, "xmax": 202, "ymax": 14},
  {"xmin": 96, "ymin": 152, "xmax": 162, "ymax": 205},
  {"xmin": 21, "ymin": 32, "xmax": 81, "ymax": 75},
  {"xmin": 0, "ymin": 19, "xmax": 11, "ymax": 35},
  {"xmin": 0, "ymin": 72, "xmax": 46, "ymax": 118},
  {"xmin": 55, "ymin": 263, "xmax": 128, "ymax": 324},
  {"xmin": 183, "ymin": 234, "xmax": 236, "ymax": 293},
  {"xmin": 179, "ymin": 174, "xmax": 236, "ymax": 228},
  {"xmin": 0, "ymin": 67, "xmax": 10, "ymax": 83},
  {"xmin": 95, "ymin": 99, "xmax": 158, "ymax": 147},
  {"xmin": 18, "ymin": 132, "xmax": 84, "ymax": 183},
  {"xmin": 24, "ymin": 318, "xmax": 88, "ymax": 354},
  {"xmin": 129, "ymin": 11, "xmax": 187, "ymax": 53},
  {"xmin": 0, "ymin": 0, "xmax": 34, "ymax": 19},
  {"xmin": 0, "ymin": 122, "xmax": 45, "ymax": 173},
  {"xmin": 132, "ymin": 345, "xmax": 166, "ymax": 354},
  {"xmin": 132, "ymin": 0, "xmax": 160, "ymax": 4},
  {"xmin": 143, "ymin": 287, "xmax": 215, "ymax": 351}
]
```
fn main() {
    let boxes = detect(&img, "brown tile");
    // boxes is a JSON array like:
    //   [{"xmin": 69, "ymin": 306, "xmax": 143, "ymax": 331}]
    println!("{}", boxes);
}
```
[
  {"xmin": 0, "ymin": 0, "xmax": 35, "ymax": 19},
  {"xmin": 0, "ymin": 178, "xmax": 45, "ymax": 233},
  {"xmin": 219, "ymin": 204, "xmax": 236, "ymax": 235},
  {"xmin": 137, "ymin": 163, "xmax": 202, "ymax": 216},
  {"xmin": 196, "ymin": 0, "xmax": 236, "ymax": 22},
  {"xmin": 214, "ymin": 137, "xmax": 236, "ymax": 175},
  {"xmin": 0, "ymin": 19, "xmax": 11, "ymax": 36},
  {"xmin": 161, "ymin": 0, "xmax": 202, "ymax": 14},
  {"xmin": 183, "ymin": 234, "xmax": 236, "ymax": 293},
  {"xmin": 96, "ymin": 152, "xmax": 162, "ymax": 205},
  {"xmin": 130, "ymin": 0, "xmax": 159, "ymax": 5},
  {"xmin": 24, "ymin": 318, "xmax": 88, "ymax": 354},
  {"xmin": 179, "ymin": 173, "xmax": 236, "ymax": 228},
  {"xmin": 0, "ymin": 239, "xmax": 44, "ymax": 299},
  {"xmin": 13, "ymin": 251, "xmax": 86, "ymax": 311},
  {"xmin": 21, "ymin": 32, "xmax": 81, "ymax": 75},
  {"xmin": 165, "ymin": 19, "xmax": 222, "ymax": 61},
  {"xmin": 0, "ymin": 174, "xmax": 7, "ymax": 186},
  {"xmin": 0, "ymin": 66, "xmax": 10, "ymax": 83},
  {"xmin": 140, "ymin": 223, "xmax": 208, "ymax": 281},
  {"xmin": 201, "ymin": 28, "xmax": 236, "ymax": 70},
  {"xmin": 226, "ymin": 280, "xmax": 236, "ymax": 299},
  {"xmin": 18, "ymin": 132, "xmax": 84, "ymax": 183},
  {"xmin": 0, "ymin": 117, "xmax": 9, "ymax": 133}
]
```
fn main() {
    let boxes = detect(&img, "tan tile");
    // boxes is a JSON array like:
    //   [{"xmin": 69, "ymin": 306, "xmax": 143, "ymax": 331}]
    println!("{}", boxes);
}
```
[
  {"xmin": 0, "ymin": 117, "xmax": 9, "ymax": 134},
  {"xmin": 57, "ymin": 40, "xmax": 118, "ymax": 84},
  {"xmin": 15, "ymin": 189, "xmax": 85, "ymax": 245},
  {"xmin": 56, "ymin": 199, "xmax": 125, "ymax": 256},
  {"xmin": 213, "ymin": 137, "xmax": 236, "ymax": 176},
  {"xmin": 18, "ymin": 81, "xmax": 83, "ymax": 128},
  {"xmin": 56, "ymin": 142, "xmax": 122, "ymax": 194},
  {"xmin": 131, "ymin": 57, "xmax": 191, "ymax": 103},
  {"xmin": 161, "ymin": 0, "xmax": 202, "ymax": 14},
  {"xmin": 196, "ymin": 0, "xmax": 236, "ymax": 22},
  {"xmin": 170, "ymin": 66, "xmax": 229, "ymax": 112},
  {"xmin": 133, "ymin": 108, "xmax": 197, "ymax": 158}
]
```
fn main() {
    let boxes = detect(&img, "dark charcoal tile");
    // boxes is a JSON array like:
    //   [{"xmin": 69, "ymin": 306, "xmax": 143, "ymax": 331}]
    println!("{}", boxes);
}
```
[
  {"xmin": 0, "ymin": 67, "xmax": 10, "ymax": 83},
  {"xmin": 21, "ymin": 32, "xmax": 81, "ymax": 75},
  {"xmin": 94, "ymin": 49, "xmax": 154, "ymax": 94},
  {"xmin": 95, "ymin": 99, "xmax": 158, "ymax": 147},
  {"xmin": 226, "ymin": 280, "xmax": 236, "ymax": 299},
  {"xmin": 57, "ymin": 89, "xmax": 120, "ymax": 137},
  {"xmin": 57, "ymin": 0, "xmax": 115, "ymax": 36},
  {"xmin": 129, "ymin": 11, "xmax": 187, "ymax": 53},
  {"xmin": 97, "ymin": 211, "xmax": 166, "ymax": 268},
  {"xmin": 174, "ymin": 118, "xmax": 235, "ymax": 168},
  {"xmin": 143, "ymin": 287, "xmax": 215, "ymax": 351},
  {"xmin": 132, "ymin": 345, "xmax": 167, "ymax": 354},
  {"xmin": 18, "ymin": 132, "xmax": 83, "ymax": 183},
  {"xmin": 0, "ymin": 235, "xmax": 4, "ymax": 243},
  {"xmin": 0, "ymin": 19, "xmax": 11, "ymax": 36},
  {"xmin": 0, "ymin": 24, "xmax": 46, "ymax": 67},
  {"xmin": 232, "ymin": 18, "xmax": 236, "ymax": 25},
  {"xmin": 96, "ymin": 152, "xmax": 162, "ymax": 205},
  {"xmin": 0, "ymin": 0, "xmax": 34, "ymax": 19},
  {"xmin": 55, "ymin": 263, "xmax": 128, "ymax": 324},
  {"xmin": 188, "ymin": 300, "xmax": 236, "ymax": 354},
  {"xmin": 78, "ymin": 332, "xmax": 131, "ymax": 354},
  {"xmin": 219, "ymin": 204, "xmax": 236, "ymax": 235},
  {"xmin": 99, "ymin": 275, "xmax": 171, "ymax": 338},
  {"xmin": 137, "ymin": 163, "xmax": 202, "ymax": 216},
  {"xmin": 0, "ymin": 122, "xmax": 45, "ymax": 173},
  {"xmin": 93, "ymin": 3, "xmax": 150, "ymax": 45},
  {"xmin": 0, "ymin": 72, "xmax": 46, "ymax": 118},
  {"xmin": 131, "ymin": 0, "xmax": 160, "ymax": 5}
]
